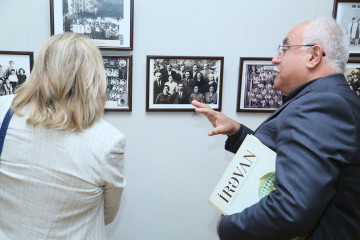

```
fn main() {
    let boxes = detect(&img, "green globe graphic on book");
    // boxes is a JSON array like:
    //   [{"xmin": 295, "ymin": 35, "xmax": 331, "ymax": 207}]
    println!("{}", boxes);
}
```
[{"xmin": 258, "ymin": 172, "xmax": 276, "ymax": 199}]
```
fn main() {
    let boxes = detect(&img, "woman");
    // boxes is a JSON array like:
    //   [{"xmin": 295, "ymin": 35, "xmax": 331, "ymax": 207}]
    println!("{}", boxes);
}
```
[
  {"xmin": 16, "ymin": 68, "xmax": 27, "ymax": 88},
  {"xmin": 189, "ymin": 85, "xmax": 204, "ymax": 103},
  {"xmin": 0, "ymin": 33, "xmax": 126, "ymax": 239},
  {"xmin": 155, "ymin": 85, "xmax": 171, "ymax": 104},
  {"xmin": 164, "ymin": 75, "xmax": 177, "ymax": 94},
  {"xmin": 193, "ymin": 72, "xmax": 206, "ymax": 93}
]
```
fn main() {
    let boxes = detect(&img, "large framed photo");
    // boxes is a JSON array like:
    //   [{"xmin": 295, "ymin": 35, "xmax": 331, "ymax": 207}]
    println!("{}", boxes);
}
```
[
  {"xmin": 146, "ymin": 56, "xmax": 224, "ymax": 112},
  {"xmin": 237, "ymin": 57, "xmax": 283, "ymax": 113},
  {"xmin": 0, "ymin": 51, "xmax": 33, "ymax": 96},
  {"xmin": 345, "ymin": 60, "xmax": 360, "ymax": 96},
  {"xmin": 333, "ymin": 0, "xmax": 360, "ymax": 56},
  {"xmin": 50, "ymin": 0, "xmax": 134, "ymax": 50},
  {"xmin": 103, "ymin": 55, "xmax": 132, "ymax": 111}
]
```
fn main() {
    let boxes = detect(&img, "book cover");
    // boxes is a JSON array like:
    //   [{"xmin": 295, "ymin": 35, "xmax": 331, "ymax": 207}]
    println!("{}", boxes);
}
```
[{"xmin": 208, "ymin": 134, "xmax": 276, "ymax": 215}]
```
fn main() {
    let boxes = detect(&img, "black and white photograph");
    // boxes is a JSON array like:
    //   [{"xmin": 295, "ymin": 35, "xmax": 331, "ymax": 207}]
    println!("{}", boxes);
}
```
[
  {"xmin": 333, "ymin": 0, "xmax": 360, "ymax": 56},
  {"xmin": 146, "ymin": 56, "xmax": 224, "ymax": 112},
  {"xmin": 237, "ymin": 57, "xmax": 283, "ymax": 112},
  {"xmin": 345, "ymin": 60, "xmax": 360, "ymax": 96},
  {"xmin": 0, "ymin": 51, "xmax": 33, "ymax": 96},
  {"xmin": 103, "ymin": 55, "xmax": 132, "ymax": 111},
  {"xmin": 50, "ymin": 0, "xmax": 134, "ymax": 50}
]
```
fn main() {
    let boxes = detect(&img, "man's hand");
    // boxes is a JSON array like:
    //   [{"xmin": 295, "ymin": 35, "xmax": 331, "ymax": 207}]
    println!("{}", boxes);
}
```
[{"xmin": 192, "ymin": 100, "xmax": 240, "ymax": 136}]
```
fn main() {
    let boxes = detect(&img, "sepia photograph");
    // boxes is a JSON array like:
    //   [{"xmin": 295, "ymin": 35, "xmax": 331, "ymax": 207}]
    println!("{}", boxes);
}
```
[
  {"xmin": 333, "ymin": 0, "xmax": 360, "ymax": 56},
  {"xmin": 237, "ymin": 57, "xmax": 283, "ymax": 112},
  {"xmin": 146, "ymin": 56, "xmax": 224, "ymax": 112},
  {"xmin": 345, "ymin": 60, "xmax": 360, "ymax": 96},
  {"xmin": 103, "ymin": 55, "xmax": 132, "ymax": 111},
  {"xmin": 50, "ymin": 0, "xmax": 134, "ymax": 50},
  {"xmin": 0, "ymin": 51, "xmax": 33, "ymax": 96}
]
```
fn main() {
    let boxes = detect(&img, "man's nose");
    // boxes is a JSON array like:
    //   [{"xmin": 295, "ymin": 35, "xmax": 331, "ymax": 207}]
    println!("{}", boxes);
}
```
[{"xmin": 272, "ymin": 55, "xmax": 281, "ymax": 65}]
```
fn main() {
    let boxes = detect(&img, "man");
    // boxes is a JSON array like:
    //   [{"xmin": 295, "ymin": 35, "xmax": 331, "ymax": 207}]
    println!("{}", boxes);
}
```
[
  {"xmin": 170, "ymin": 83, "xmax": 188, "ymax": 104},
  {"xmin": 161, "ymin": 64, "xmax": 177, "ymax": 83},
  {"xmin": 176, "ymin": 64, "xmax": 186, "ymax": 83},
  {"xmin": 201, "ymin": 63, "xmax": 212, "ymax": 82},
  {"xmin": 191, "ymin": 64, "xmax": 199, "ymax": 79},
  {"xmin": 347, "ymin": 17, "xmax": 358, "ymax": 45},
  {"xmin": 193, "ymin": 17, "xmax": 360, "ymax": 239},
  {"xmin": 153, "ymin": 71, "xmax": 164, "ymax": 103},
  {"xmin": 5, "ymin": 60, "xmax": 16, "ymax": 77},
  {"xmin": 182, "ymin": 70, "xmax": 195, "ymax": 98}
]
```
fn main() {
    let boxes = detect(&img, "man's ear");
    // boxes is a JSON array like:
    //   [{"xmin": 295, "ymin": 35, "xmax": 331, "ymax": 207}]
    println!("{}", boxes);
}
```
[{"xmin": 306, "ymin": 45, "xmax": 323, "ymax": 69}]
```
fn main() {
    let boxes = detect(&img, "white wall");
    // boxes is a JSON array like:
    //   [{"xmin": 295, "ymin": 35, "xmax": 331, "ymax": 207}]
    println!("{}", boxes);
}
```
[{"xmin": 0, "ymin": 0, "xmax": 334, "ymax": 239}]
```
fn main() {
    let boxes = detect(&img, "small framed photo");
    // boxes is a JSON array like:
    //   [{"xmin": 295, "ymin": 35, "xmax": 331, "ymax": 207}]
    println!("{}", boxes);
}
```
[
  {"xmin": 50, "ymin": 0, "xmax": 134, "ymax": 50},
  {"xmin": 345, "ymin": 60, "xmax": 360, "ymax": 96},
  {"xmin": 237, "ymin": 57, "xmax": 283, "ymax": 113},
  {"xmin": 103, "ymin": 55, "xmax": 132, "ymax": 111},
  {"xmin": 0, "ymin": 51, "xmax": 34, "ymax": 96},
  {"xmin": 333, "ymin": 0, "xmax": 360, "ymax": 56},
  {"xmin": 146, "ymin": 56, "xmax": 224, "ymax": 112}
]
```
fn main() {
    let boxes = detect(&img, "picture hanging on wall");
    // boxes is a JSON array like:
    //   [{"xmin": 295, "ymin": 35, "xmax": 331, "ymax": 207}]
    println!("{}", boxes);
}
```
[
  {"xmin": 50, "ymin": 0, "xmax": 134, "ymax": 50},
  {"xmin": 237, "ymin": 57, "xmax": 283, "ymax": 113},
  {"xmin": 333, "ymin": 0, "xmax": 360, "ymax": 56},
  {"xmin": 146, "ymin": 56, "xmax": 224, "ymax": 112},
  {"xmin": 344, "ymin": 59, "xmax": 360, "ymax": 96},
  {"xmin": 103, "ymin": 55, "xmax": 132, "ymax": 111},
  {"xmin": 0, "ymin": 51, "xmax": 33, "ymax": 96}
]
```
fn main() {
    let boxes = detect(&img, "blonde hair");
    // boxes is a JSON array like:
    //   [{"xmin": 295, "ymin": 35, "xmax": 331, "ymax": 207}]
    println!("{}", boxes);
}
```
[{"xmin": 11, "ymin": 33, "xmax": 106, "ymax": 132}]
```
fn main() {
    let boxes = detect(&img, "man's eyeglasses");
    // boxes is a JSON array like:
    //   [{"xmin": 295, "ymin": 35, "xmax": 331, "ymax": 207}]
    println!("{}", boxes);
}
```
[{"xmin": 276, "ymin": 44, "xmax": 326, "ymax": 58}]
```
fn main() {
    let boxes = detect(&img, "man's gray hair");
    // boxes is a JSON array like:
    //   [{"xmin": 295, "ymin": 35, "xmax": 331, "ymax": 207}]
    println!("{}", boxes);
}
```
[{"xmin": 302, "ymin": 16, "xmax": 349, "ymax": 73}]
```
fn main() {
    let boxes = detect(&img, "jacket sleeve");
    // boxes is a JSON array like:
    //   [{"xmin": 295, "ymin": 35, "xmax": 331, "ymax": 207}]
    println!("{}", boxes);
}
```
[
  {"xmin": 224, "ymin": 124, "xmax": 254, "ymax": 154},
  {"xmin": 219, "ymin": 92, "xmax": 358, "ymax": 239},
  {"xmin": 102, "ymin": 133, "xmax": 126, "ymax": 225}
]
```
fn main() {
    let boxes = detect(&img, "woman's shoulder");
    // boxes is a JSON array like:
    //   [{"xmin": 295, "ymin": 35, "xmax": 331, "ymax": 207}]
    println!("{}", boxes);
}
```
[{"xmin": 87, "ymin": 119, "xmax": 125, "ymax": 141}]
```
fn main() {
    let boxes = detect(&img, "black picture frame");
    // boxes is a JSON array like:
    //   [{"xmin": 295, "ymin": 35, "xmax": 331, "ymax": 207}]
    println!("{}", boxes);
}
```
[
  {"xmin": 50, "ymin": 0, "xmax": 134, "ymax": 51},
  {"xmin": 146, "ymin": 56, "xmax": 224, "ymax": 112},
  {"xmin": 345, "ymin": 59, "xmax": 360, "ymax": 96},
  {"xmin": 237, "ymin": 57, "xmax": 283, "ymax": 113},
  {"xmin": 0, "ymin": 51, "xmax": 34, "ymax": 96},
  {"xmin": 103, "ymin": 55, "xmax": 132, "ymax": 111},
  {"xmin": 333, "ymin": 0, "xmax": 360, "ymax": 56}
]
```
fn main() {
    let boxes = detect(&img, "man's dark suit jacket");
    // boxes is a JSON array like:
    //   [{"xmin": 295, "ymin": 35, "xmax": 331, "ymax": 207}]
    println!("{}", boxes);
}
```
[
  {"xmin": 170, "ymin": 91, "xmax": 189, "ymax": 104},
  {"xmin": 219, "ymin": 74, "xmax": 360, "ymax": 240}
]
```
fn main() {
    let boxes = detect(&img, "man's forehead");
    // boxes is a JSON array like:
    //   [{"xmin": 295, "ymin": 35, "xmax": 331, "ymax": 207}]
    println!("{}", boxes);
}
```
[{"xmin": 283, "ymin": 22, "xmax": 308, "ymax": 44}]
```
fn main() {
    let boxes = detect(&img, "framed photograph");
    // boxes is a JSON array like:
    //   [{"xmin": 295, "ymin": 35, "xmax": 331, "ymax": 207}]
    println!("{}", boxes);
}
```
[
  {"xmin": 50, "ymin": 0, "xmax": 134, "ymax": 50},
  {"xmin": 344, "ymin": 59, "xmax": 360, "ymax": 96},
  {"xmin": 0, "ymin": 51, "xmax": 33, "ymax": 96},
  {"xmin": 146, "ymin": 56, "xmax": 224, "ymax": 112},
  {"xmin": 333, "ymin": 0, "xmax": 360, "ymax": 56},
  {"xmin": 103, "ymin": 55, "xmax": 132, "ymax": 111},
  {"xmin": 237, "ymin": 57, "xmax": 283, "ymax": 113}
]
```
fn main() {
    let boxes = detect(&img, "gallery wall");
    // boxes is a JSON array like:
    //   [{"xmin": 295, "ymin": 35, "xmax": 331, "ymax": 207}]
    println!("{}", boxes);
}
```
[{"xmin": 0, "ymin": 0, "xmax": 334, "ymax": 239}]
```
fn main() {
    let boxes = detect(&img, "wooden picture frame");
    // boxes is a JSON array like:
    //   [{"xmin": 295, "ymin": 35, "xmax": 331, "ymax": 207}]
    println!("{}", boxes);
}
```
[
  {"xmin": 345, "ymin": 59, "xmax": 360, "ymax": 96},
  {"xmin": 0, "ymin": 51, "xmax": 34, "ymax": 96},
  {"xmin": 103, "ymin": 55, "xmax": 132, "ymax": 111},
  {"xmin": 50, "ymin": 0, "xmax": 134, "ymax": 51},
  {"xmin": 333, "ymin": 0, "xmax": 360, "ymax": 56},
  {"xmin": 237, "ymin": 57, "xmax": 283, "ymax": 113},
  {"xmin": 146, "ymin": 56, "xmax": 224, "ymax": 112}
]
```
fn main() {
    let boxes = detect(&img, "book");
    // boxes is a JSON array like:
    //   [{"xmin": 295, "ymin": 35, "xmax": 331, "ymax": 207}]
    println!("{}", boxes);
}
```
[{"xmin": 208, "ymin": 134, "xmax": 276, "ymax": 215}]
